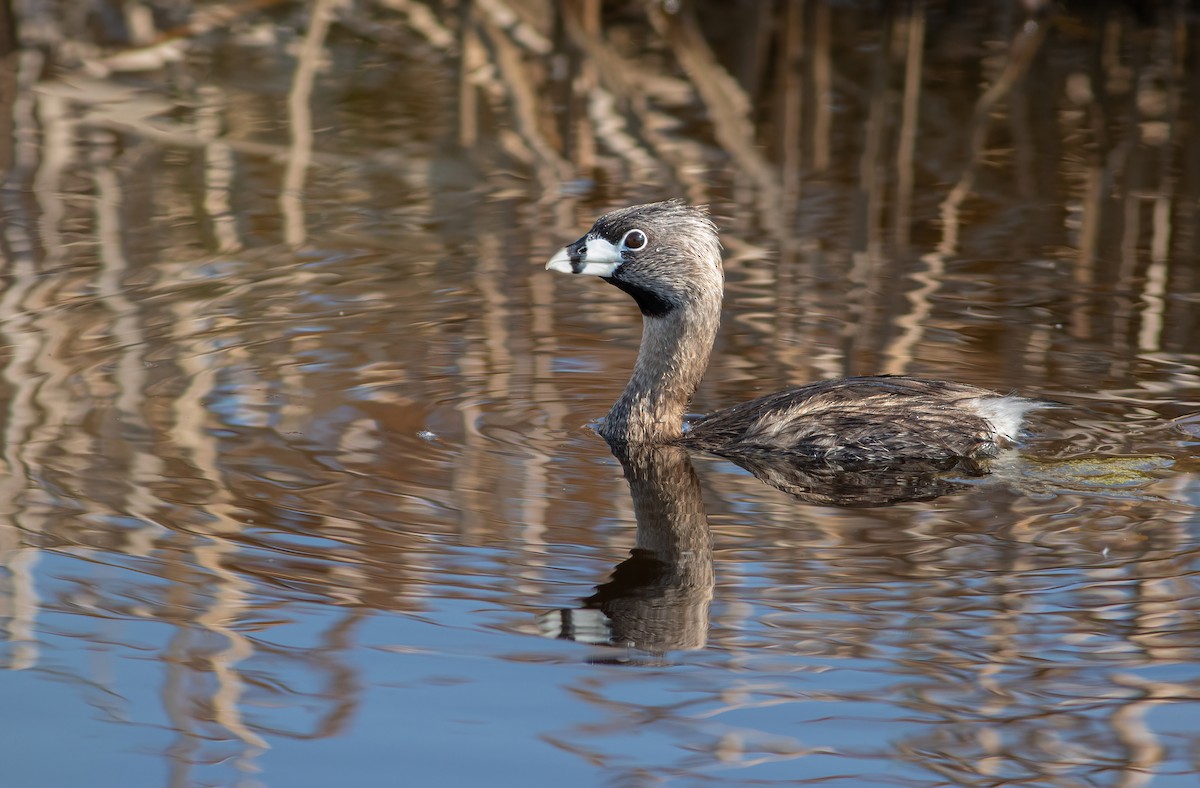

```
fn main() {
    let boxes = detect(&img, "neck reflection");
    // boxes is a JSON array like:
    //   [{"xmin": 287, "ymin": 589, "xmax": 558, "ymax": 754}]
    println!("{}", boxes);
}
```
[{"xmin": 543, "ymin": 442, "xmax": 713, "ymax": 655}]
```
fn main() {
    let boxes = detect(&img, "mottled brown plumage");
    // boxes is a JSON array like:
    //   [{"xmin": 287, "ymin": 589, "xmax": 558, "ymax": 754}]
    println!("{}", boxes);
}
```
[
  {"xmin": 546, "ymin": 200, "xmax": 1042, "ymax": 467},
  {"xmin": 685, "ymin": 376, "xmax": 1005, "ymax": 465}
]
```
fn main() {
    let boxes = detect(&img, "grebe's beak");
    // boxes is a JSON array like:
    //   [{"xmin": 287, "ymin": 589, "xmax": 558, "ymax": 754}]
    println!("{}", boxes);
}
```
[{"xmin": 546, "ymin": 236, "xmax": 621, "ymax": 277}]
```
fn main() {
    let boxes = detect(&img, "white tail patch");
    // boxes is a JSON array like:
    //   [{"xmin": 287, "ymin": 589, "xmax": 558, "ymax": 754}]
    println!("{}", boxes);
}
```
[{"xmin": 966, "ymin": 396, "xmax": 1044, "ymax": 442}]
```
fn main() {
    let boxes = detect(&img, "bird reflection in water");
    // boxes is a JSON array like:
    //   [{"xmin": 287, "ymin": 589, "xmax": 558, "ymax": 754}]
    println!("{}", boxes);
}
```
[
  {"xmin": 542, "ymin": 439, "xmax": 979, "ymax": 655},
  {"xmin": 541, "ymin": 442, "xmax": 713, "ymax": 655}
]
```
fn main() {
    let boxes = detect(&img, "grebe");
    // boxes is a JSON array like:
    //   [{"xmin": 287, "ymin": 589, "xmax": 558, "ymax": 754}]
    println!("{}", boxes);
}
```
[{"xmin": 546, "ymin": 200, "xmax": 1042, "ymax": 467}]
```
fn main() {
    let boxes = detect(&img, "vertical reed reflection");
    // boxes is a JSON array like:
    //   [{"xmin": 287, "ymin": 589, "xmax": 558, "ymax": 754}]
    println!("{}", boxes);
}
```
[
  {"xmin": 0, "ymin": 45, "xmax": 48, "ymax": 673},
  {"xmin": 894, "ymin": 1, "xmax": 924, "ymax": 251},
  {"xmin": 280, "ymin": 0, "xmax": 334, "ymax": 248}
]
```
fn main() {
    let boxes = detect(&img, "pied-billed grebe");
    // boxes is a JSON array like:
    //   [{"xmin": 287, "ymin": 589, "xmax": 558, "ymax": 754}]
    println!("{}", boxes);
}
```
[{"xmin": 546, "ymin": 200, "xmax": 1044, "ymax": 466}]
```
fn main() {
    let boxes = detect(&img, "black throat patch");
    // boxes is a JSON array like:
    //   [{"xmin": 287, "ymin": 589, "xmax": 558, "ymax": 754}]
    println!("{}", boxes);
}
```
[{"xmin": 603, "ymin": 277, "xmax": 675, "ymax": 318}]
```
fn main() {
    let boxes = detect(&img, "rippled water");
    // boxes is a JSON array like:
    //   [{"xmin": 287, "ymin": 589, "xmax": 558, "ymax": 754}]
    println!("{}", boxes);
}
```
[{"xmin": 3, "ymin": 2, "xmax": 1199, "ymax": 786}]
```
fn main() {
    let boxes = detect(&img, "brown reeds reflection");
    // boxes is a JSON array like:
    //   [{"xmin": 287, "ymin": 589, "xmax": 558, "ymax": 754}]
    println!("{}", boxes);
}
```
[{"xmin": 13, "ymin": 0, "xmax": 1200, "ymax": 389}]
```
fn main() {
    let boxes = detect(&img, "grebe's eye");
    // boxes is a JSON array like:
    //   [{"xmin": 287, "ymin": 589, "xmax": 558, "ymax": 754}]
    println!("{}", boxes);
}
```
[{"xmin": 622, "ymin": 229, "xmax": 647, "ymax": 251}]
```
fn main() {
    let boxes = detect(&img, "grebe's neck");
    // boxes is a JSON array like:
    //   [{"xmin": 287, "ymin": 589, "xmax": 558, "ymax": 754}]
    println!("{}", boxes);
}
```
[{"xmin": 599, "ymin": 291, "xmax": 721, "ymax": 444}]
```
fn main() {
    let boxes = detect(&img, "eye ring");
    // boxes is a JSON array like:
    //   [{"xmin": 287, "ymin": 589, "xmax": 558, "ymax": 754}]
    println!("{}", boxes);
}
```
[{"xmin": 622, "ymin": 229, "xmax": 647, "ymax": 251}]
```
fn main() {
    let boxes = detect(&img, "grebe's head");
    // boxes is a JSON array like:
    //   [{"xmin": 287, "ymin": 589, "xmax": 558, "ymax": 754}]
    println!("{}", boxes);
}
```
[{"xmin": 546, "ymin": 200, "xmax": 722, "ymax": 318}]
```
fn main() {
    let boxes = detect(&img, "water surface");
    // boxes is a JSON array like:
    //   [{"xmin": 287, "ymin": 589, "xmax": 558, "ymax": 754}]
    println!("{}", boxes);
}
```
[{"xmin": 2, "ymin": 2, "xmax": 1199, "ymax": 786}]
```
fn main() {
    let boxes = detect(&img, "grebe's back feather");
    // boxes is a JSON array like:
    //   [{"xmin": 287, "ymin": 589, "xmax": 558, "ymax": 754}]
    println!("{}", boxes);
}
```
[{"xmin": 683, "ymin": 375, "xmax": 1039, "ymax": 465}]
